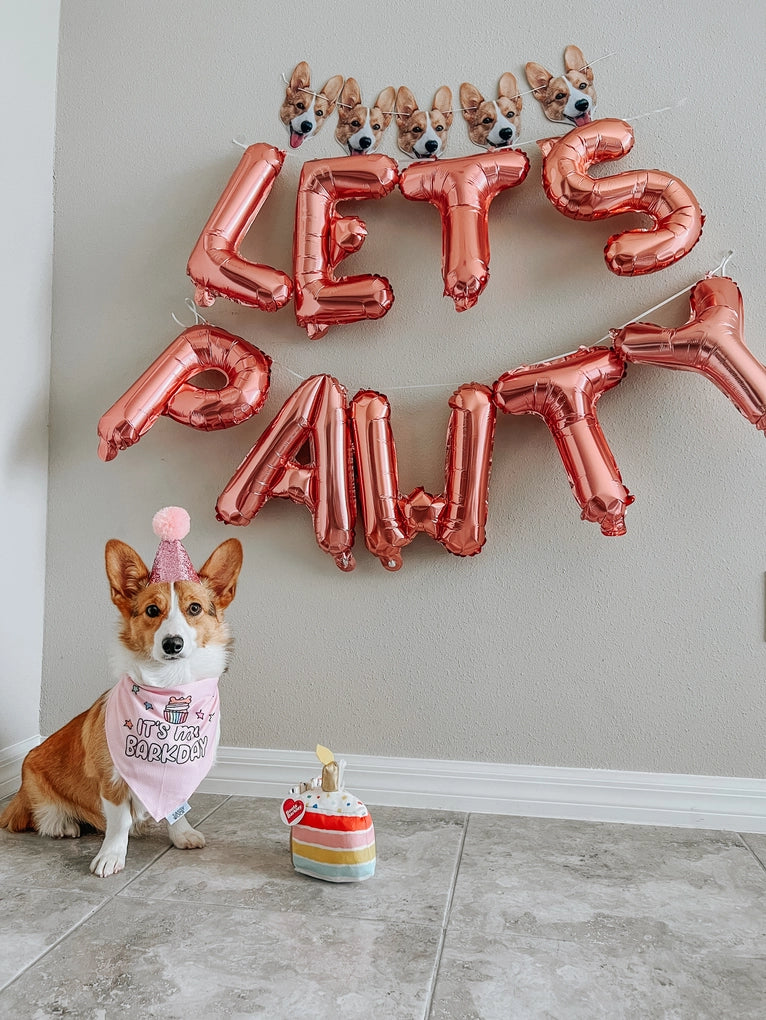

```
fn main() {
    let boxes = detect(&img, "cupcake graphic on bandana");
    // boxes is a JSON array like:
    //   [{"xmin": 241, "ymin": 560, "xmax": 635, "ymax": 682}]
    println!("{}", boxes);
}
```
[{"xmin": 164, "ymin": 695, "xmax": 192, "ymax": 725}]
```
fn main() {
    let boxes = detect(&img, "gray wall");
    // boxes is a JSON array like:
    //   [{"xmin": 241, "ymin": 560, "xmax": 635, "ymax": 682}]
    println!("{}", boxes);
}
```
[
  {"xmin": 43, "ymin": 0, "xmax": 766, "ymax": 777},
  {"xmin": 1, "ymin": 2, "xmax": 58, "ymax": 749}
]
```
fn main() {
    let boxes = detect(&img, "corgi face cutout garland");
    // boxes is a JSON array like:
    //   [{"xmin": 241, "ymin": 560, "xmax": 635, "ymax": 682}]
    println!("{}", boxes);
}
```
[
  {"xmin": 525, "ymin": 45, "xmax": 596, "ymax": 127},
  {"xmin": 334, "ymin": 78, "xmax": 396, "ymax": 155},
  {"xmin": 395, "ymin": 85, "xmax": 453, "ymax": 159},
  {"xmin": 280, "ymin": 61, "xmax": 344, "ymax": 149},
  {"xmin": 460, "ymin": 73, "xmax": 522, "ymax": 149}
]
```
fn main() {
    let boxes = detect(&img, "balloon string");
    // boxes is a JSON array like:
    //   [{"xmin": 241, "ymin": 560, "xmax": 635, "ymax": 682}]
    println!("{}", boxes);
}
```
[
  {"xmin": 171, "ymin": 298, "xmax": 208, "ymax": 329},
  {"xmin": 267, "ymin": 251, "xmax": 735, "ymax": 393},
  {"xmin": 620, "ymin": 96, "xmax": 688, "ymax": 125},
  {"xmin": 595, "ymin": 250, "xmax": 735, "ymax": 344}
]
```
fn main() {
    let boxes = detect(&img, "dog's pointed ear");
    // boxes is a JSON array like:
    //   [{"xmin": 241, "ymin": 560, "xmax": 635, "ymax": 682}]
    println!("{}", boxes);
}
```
[
  {"xmin": 320, "ymin": 74, "xmax": 344, "ymax": 111},
  {"xmin": 434, "ymin": 85, "xmax": 453, "ymax": 126},
  {"xmin": 395, "ymin": 86, "xmax": 417, "ymax": 122},
  {"xmin": 459, "ymin": 82, "xmax": 483, "ymax": 120},
  {"xmin": 105, "ymin": 540, "xmax": 150, "ymax": 615},
  {"xmin": 375, "ymin": 86, "xmax": 396, "ymax": 127},
  {"xmin": 337, "ymin": 77, "xmax": 361, "ymax": 121},
  {"xmin": 289, "ymin": 61, "xmax": 311, "ymax": 92},
  {"xmin": 564, "ymin": 45, "xmax": 592, "ymax": 83},
  {"xmin": 198, "ymin": 538, "xmax": 243, "ymax": 609},
  {"xmin": 525, "ymin": 61, "xmax": 553, "ymax": 99},
  {"xmin": 498, "ymin": 72, "xmax": 521, "ymax": 108}
]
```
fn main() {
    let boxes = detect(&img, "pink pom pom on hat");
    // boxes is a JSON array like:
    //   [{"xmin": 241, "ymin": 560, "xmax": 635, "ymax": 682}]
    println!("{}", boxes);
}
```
[{"xmin": 149, "ymin": 507, "xmax": 200, "ymax": 584}]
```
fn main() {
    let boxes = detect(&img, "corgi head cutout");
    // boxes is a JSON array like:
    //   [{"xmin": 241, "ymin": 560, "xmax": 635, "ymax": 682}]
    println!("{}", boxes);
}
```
[
  {"xmin": 395, "ymin": 85, "xmax": 453, "ymax": 159},
  {"xmin": 525, "ymin": 45, "xmax": 596, "ymax": 127},
  {"xmin": 279, "ymin": 61, "xmax": 344, "ymax": 149},
  {"xmin": 460, "ymin": 73, "xmax": 522, "ymax": 149},
  {"xmin": 335, "ymin": 79, "xmax": 396, "ymax": 155}
]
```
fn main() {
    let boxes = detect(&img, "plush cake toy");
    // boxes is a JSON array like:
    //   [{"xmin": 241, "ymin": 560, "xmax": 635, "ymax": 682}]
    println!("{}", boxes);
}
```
[{"xmin": 280, "ymin": 745, "xmax": 376, "ymax": 882}]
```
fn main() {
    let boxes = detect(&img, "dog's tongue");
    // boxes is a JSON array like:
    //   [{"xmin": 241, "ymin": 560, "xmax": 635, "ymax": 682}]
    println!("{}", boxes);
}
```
[
  {"xmin": 573, "ymin": 112, "xmax": 592, "ymax": 127},
  {"xmin": 289, "ymin": 131, "xmax": 304, "ymax": 149}
]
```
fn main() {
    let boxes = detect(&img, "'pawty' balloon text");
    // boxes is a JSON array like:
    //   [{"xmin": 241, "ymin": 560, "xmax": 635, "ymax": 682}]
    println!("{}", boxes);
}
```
[{"xmin": 99, "ymin": 276, "xmax": 766, "ymax": 572}]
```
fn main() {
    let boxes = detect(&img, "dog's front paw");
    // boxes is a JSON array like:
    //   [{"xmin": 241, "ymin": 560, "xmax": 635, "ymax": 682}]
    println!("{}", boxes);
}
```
[
  {"xmin": 170, "ymin": 826, "xmax": 206, "ymax": 850},
  {"xmin": 90, "ymin": 847, "xmax": 126, "ymax": 877}
]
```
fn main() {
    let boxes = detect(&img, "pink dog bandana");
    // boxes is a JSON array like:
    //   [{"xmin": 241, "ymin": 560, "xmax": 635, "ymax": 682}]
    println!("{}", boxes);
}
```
[{"xmin": 105, "ymin": 674, "xmax": 219, "ymax": 822}]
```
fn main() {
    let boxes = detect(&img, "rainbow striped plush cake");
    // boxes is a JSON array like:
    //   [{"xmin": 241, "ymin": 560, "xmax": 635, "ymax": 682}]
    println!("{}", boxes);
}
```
[{"xmin": 282, "ymin": 746, "xmax": 376, "ymax": 883}]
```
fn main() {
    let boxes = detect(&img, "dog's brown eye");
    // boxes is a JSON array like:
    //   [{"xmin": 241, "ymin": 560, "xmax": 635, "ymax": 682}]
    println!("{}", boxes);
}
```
[
  {"xmin": 187, "ymin": 603, "xmax": 202, "ymax": 616},
  {"xmin": 296, "ymin": 102, "xmax": 305, "ymax": 111},
  {"xmin": 555, "ymin": 92, "xmax": 566, "ymax": 101},
  {"xmin": 351, "ymin": 119, "xmax": 360, "ymax": 128},
  {"xmin": 435, "ymin": 125, "xmax": 443, "ymax": 132},
  {"xmin": 578, "ymin": 82, "xmax": 587, "ymax": 90},
  {"xmin": 372, "ymin": 123, "xmax": 381, "ymax": 131},
  {"xmin": 413, "ymin": 125, "xmax": 422, "ymax": 133},
  {"xmin": 145, "ymin": 605, "xmax": 160, "ymax": 618},
  {"xmin": 507, "ymin": 111, "xmax": 515, "ymax": 118},
  {"xmin": 316, "ymin": 109, "xmax": 324, "ymax": 117},
  {"xmin": 482, "ymin": 116, "xmax": 492, "ymax": 124}
]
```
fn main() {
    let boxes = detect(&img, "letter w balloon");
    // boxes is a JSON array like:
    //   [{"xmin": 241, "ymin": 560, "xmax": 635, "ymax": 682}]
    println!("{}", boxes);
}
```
[{"xmin": 350, "ymin": 384, "xmax": 496, "ymax": 569}]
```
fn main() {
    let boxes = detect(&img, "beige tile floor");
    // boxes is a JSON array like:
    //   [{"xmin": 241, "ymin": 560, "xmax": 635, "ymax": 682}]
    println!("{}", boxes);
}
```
[{"xmin": 1, "ymin": 793, "xmax": 765, "ymax": 1018}]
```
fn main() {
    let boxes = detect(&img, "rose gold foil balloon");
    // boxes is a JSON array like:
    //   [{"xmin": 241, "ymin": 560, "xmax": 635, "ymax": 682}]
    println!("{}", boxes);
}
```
[
  {"xmin": 538, "ymin": 119, "xmax": 703, "ymax": 275},
  {"xmin": 613, "ymin": 276, "xmax": 766, "ymax": 430},
  {"xmin": 217, "ymin": 375, "xmax": 356, "ymax": 571},
  {"xmin": 398, "ymin": 150, "xmax": 529, "ymax": 311},
  {"xmin": 187, "ymin": 143, "xmax": 293, "ymax": 311},
  {"xmin": 493, "ymin": 346, "xmax": 632, "ymax": 535},
  {"xmin": 293, "ymin": 153, "xmax": 399, "ymax": 339},
  {"xmin": 98, "ymin": 326, "xmax": 271, "ymax": 461},
  {"xmin": 350, "ymin": 384, "xmax": 496, "ymax": 569}
]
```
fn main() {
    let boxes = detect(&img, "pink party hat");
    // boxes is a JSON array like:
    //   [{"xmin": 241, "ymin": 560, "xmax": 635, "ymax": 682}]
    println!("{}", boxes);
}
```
[{"xmin": 149, "ymin": 507, "xmax": 200, "ymax": 583}]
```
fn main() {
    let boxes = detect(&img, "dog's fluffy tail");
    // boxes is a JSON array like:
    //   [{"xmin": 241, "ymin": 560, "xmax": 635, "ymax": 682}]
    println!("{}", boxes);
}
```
[{"xmin": 0, "ymin": 790, "xmax": 36, "ymax": 832}]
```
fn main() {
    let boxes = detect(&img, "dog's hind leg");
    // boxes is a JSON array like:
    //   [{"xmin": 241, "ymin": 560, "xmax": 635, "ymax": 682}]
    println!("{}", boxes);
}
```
[
  {"xmin": 90, "ymin": 797, "xmax": 132, "ymax": 877},
  {"xmin": 34, "ymin": 801, "xmax": 81, "ymax": 838}
]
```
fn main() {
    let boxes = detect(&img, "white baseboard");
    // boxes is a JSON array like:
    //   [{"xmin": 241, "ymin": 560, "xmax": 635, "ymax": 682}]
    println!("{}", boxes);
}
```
[
  {"xmin": 4, "ymin": 740, "xmax": 765, "ymax": 833},
  {"xmin": 200, "ymin": 747, "xmax": 766, "ymax": 834},
  {"xmin": 0, "ymin": 736, "xmax": 40, "ymax": 799}
]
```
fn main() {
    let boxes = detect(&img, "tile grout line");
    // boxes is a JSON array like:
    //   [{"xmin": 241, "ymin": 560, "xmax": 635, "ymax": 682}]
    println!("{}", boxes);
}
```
[
  {"xmin": 423, "ymin": 812, "xmax": 471, "ymax": 1020},
  {"xmin": 0, "ymin": 796, "xmax": 233, "ymax": 996},
  {"xmin": 739, "ymin": 831, "xmax": 766, "ymax": 876}
]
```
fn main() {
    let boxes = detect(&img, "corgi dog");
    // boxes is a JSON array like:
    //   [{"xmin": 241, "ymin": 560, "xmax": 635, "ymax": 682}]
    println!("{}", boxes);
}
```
[
  {"xmin": 0, "ymin": 532, "xmax": 243, "ymax": 877},
  {"xmin": 460, "ymin": 73, "xmax": 522, "ymax": 149},
  {"xmin": 334, "ymin": 79, "xmax": 396, "ymax": 155},
  {"xmin": 525, "ymin": 45, "xmax": 597, "ymax": 127},
  {"xmin": 395, "ymin": 85, "xmax": 453, "ymax": 159},
  {"xmin": 279, "ymin": 61, "xmax": 344, "ymax": 149}
]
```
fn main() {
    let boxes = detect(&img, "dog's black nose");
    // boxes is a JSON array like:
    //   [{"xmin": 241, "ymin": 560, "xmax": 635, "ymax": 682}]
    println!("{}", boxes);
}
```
[
  {"xmin": 300, "ymin": 120, "xmax": 313, "ymax": 134},
  {"xmin": 575, "ymin": 98, "xmax": 590, "ymax": 112},
  {"xmin": 162, "ymin": 635, "xmax": 184, "ymax": 656},
  {"xmin": 424, "ymin": 139, "xmax": 439, "ymax": 153},
  {"xmin": 499, "ymin": 127, "xmax": 514, "ymax": 141},
  {"xmin": 359, "ymin": 136, "xmax": 372, "ymax": 149}
]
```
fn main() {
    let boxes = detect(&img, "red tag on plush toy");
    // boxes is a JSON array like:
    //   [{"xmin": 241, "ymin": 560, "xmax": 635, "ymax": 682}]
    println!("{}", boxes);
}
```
[{"xmin": 280, "ymin": 797, "xmax": 306, "ymax": 826}]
